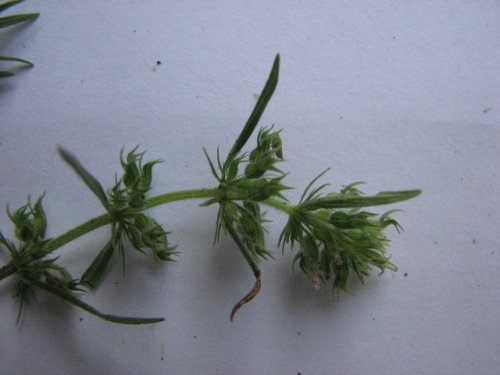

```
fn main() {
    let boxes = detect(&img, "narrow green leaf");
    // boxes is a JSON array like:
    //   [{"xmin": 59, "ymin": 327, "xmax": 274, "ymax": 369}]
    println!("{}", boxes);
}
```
[
  {"xmin": 58, "ymin": 147, "xmax": 110, "ymax": 210},
  {"xmin": 0, "ymin": 13, "xmax": 38, "ymax": 28},
  {"xmin": 300, "ymin": 190, "xmax": 422, "ymax": 210},
  {"xmin": 300, "ymin": 168, "xmax": 330, "ymax": 203},
  {"xmin": 225, "ymin": 54, "xmax": 280, "ymax": 165},
  {"xmin": 203, "ymin": 147, "xmax": 221, "ymax": 181},
  {"xmin": 32, "ymin": 195, "xmax": 47, "ymax": 238},
  {"xmin": 80, "ymin": 240, "xmax": 115, "ymax": 288},
  {"xmin": 224, "ymin": 221, "xmax": 261, "ymax": 277},
  {"xmin": 33, "ymin": 279, "xmax": 164, "ymax": 325},
  {"xmin": 0, "ymin": 70, "xmax": 15, "ymax": 77},
  {"xmin": 141, "ymin": 160, "xmax": 160, "ymax": 189},
  {"xmin": 0, "ymin": 1, "xmax": 24, "ymax": 14},
  {"xmin": 0, "ymin": 56, "xmax": 33, "ymax": 66}
]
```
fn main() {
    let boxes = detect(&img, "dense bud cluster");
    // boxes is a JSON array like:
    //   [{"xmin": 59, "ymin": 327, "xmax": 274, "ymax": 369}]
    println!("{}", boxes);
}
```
[{"xmin": 0, "ymin": 53, "xmax": 419, "ymax": 325}]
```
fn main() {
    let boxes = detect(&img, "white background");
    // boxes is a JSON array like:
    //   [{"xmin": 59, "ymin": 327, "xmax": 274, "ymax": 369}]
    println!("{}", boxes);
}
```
[{"xmin": 1, "ymin": 1, "xmax": 499, "ymax": 374}]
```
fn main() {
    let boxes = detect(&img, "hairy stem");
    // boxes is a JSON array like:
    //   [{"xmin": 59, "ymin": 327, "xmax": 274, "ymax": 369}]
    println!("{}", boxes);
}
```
[
  {"xmin": 45, "ymin": 214, "xmax": 112, "ymax": 252},
  {"xmin": 262, "ymin": 196, "xmax": 296, "ymax": 215},
  {"xmin": 0, "ymin": 263, "xmax": 16, "ymax": 280},
  {"xmin": 0, "ymin": 188, "xmax": 297, "ymax": 284},
  {"xmin": 224, "ymin": 223, "xmax": 262, "ymax": 321},
  {"xmin": 0, "ymin": 188, "xmax": 220, "ymax": 282},
  {"xmin": 47, "ymin": 188, "xmax": 219, "ymax": 253},
  {"xmin": 145, "ymin": 188, "xmax": 218, "ymax": 209},
  {"xmin": 32, "ymin": 279, "xmax": 164, "ymax": 325}
]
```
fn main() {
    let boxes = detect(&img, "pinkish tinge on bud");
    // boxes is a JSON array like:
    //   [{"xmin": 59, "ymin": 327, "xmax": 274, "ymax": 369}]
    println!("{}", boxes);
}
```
[{"xmin": 312, "ymin": 277, "xmax": 321, "ymax": 290}]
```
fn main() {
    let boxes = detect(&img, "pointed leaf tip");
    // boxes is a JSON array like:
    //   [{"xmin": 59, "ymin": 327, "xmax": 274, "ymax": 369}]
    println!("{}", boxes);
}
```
[
  {"xmin": 225, "ymin": 54, "xmax": 280, "ymax": 165},
  {"xmin": 57, "ymin": 146, "xmax": 110, "ymax": 210}
]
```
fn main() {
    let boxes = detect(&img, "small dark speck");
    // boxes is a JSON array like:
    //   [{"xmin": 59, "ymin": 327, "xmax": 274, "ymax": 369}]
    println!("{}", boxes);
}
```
[
  {"xmin": 434, "ymin": 241, "xmax": 439, "ymax": 245},
  {"xmin": 404, "ymin": 273, "xmax": 408, "ymax": 277},
  {"xmin": 339, "ymin": 116, "xmax": 343, "ymax": 120},
  {"xmin": 483, "ymin": 107, "xmax": 491, "ymax": 113},
  {"xmin": 491, "ymin": 251, "xmax": 495, "ymax": 255},
  {"xmin": 472, "ymin": 239, "xmax": 476, "ymax": 244},
  {"xmin": 160, "ymin": 356, "xmax": 164, "ymax": 361},
  {"xmin": 156, "ymin": 60, "xmax": 162, "ymax": 65},
  {"xmin": 372, "ymin": 318, "xmax": 376, "ymax": 321},
  {"xmin": 114, "ymin": 281, "xmax": 119, "ymax": 285},
  {"xmin": 133, "ymin": 29, "xmax": 136, "ymax": 33},
  {"xmin": 392, "ymin": 36, "xmax": 396, "ymax": 39},
  {"xmin": 297, "ymin": 331, "xmax": 301, "ymax": 336},
  {"xmin": 79, "ymin": 317, "xmax": 83, "ymax": 322},
  {"xmin": 193, "ymin": 335, "xmax": 197, "ymax": 339}
]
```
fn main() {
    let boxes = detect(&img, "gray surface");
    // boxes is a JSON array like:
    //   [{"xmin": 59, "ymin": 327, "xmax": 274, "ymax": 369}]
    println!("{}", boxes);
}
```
[{"xmin": 1, "ymin": 1, "xmax": 499, "ymax": 374}]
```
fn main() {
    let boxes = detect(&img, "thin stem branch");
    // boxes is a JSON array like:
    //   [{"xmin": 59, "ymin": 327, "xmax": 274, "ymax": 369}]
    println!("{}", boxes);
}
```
[
  {"xmin": 45, "ymin": 214, "xmax": 111, "ymax": 252},
  {"xmin": 32, "ymin": 279, "xmax": 164, "ymax": 324},
  {"xmin": 0, "ymin": 188, "xmax": 218, "ymax": 283},
  {"xmin": 0, "ymin": 187, "xmax": 297, "ymax": 284},
  {"xmin": 0, "ymin": 263, "xmax": 16, "ymax": 280},
  {"xmin": 224, "ymin": 223, "xmax": 261, "ymax": 277},
  {"xmin": 145, "ymin": 188, "xmax": 219, "ymax": 209},
  {"xmin": 47, "ymin": 187, "xmax": 219, "ymax": 253},
  {"xmin": 262, "ymin": 196, "xmax": 296, "ymax": 215}
]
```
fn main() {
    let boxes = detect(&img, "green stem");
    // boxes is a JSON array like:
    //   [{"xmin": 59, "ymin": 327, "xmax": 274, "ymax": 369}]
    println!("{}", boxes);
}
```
[
  {"xmin": 47, "ymin": 187, "xmax": 219, "ymax": 253},
  {"xmin": 262, "ymin": 196, "xmax": 296, "ymax": 215},
  {"xmin": 224, "ymin": 223, "xmax": 262, "ymax": 322},
  {"xmin": 0, "ymin": 187, "xmax": 295, "ymax": 283},
  {"xmin": 0, "ymin": 263, "xmax": 16, "ymax": 280},
  {"xmin": 224, "ymin": 224, "xmax": 260, "ymax": 277},
  {"xmin": 32, "ymin": 279, "xmax": 164, "ymax": 325},
  {"xmin": 44, "ymin": 189, "xmax": 289, "ymax": 257},
  {"xmin": 45, "ymin": 214, "xmax": 111, "ymax": 252},
  {"xmin": 145, "ymin": 188, "xmax": 218, "ymax": 209}
]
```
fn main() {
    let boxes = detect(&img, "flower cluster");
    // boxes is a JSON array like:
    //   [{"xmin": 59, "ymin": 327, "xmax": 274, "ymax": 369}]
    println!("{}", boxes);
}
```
[
  {"xmin": 59, "ymin": 147, "xmax": 175, "ymax": 288},
  {"xmin": 203, "ymin": 128, "xmax": 287, "ymax": 266},
  {"xmin": 0, "ymin": 197, "xmax": 80, "ymax": 321},
  {"xmin": 0, "ymin": 195, "xmax": 164, "ymax": 324},
  {"xmin": 279, "ymin": 175, "xmax": 418, "ymax": 290},
  {"xmin": 0, "ymin": 53, "xmax": 420, "ymax": 325}
]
